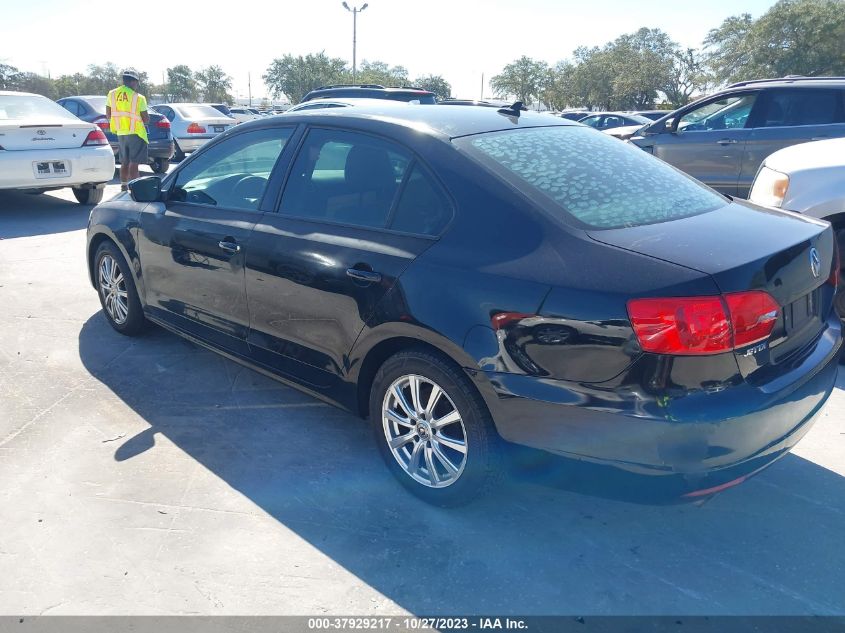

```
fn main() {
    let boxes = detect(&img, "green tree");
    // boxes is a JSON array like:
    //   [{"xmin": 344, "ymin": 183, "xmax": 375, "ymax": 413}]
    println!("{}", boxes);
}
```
[
  {"xmin": 490, "ymin": 56, "xmax": 549, "ymax": 106},
  {"xmin": 0, "ymin": 63, "xmax": 22, "ymax": 90},
  {"xmin": 166, "ymin": 65, "xmax": 198, "ymax": 102},
  {"xmin": 664, "ymin": 48, "xmax": 711, "ymax": 107},
  {"xmin": 705, "ymin": 0, "xmax": 845, "ymax": 84},
  {"xmin": 86, "ymin": 63, "xmax": 121, "ymax": 94},
  {"xmin": 14, "ymin": 73, "xmax": 56, "ymax": 99},
  {"xmin": 263, "ymin": 52, "xmax": 349, "ymax": 103},
  {"xmin": 195, "ymin": 65, "xmax": 233, "ymax": 103},
  {"xmin": 413, "ymin": 74, "xmax": 451, "ymax": 100},
  {"xmin": 357, "ymin": 60, "xmax": 408, "ymax": 86}
]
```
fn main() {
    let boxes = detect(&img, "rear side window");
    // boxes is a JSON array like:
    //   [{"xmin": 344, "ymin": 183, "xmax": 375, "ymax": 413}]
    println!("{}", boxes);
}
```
[
  {"xmin": 757, "ymin": 89, "xmax": 844, "ymax": 127},
  {"xmin": 389, "ymin": 165, "xmax": 452, "ymax": 235},
  {"xmin": 458, "ymin": 126, "xmax": 726, "ymax": 230},
  {"xmin": 280, "ymin": 128, "xmax": 411, "ymax": 229}
]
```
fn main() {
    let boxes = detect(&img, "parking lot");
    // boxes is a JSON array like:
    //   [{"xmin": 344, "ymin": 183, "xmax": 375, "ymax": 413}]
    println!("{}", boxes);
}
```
[{"xmin": 0, "ymin": 177, "xmax": 843, "ymax": 616}]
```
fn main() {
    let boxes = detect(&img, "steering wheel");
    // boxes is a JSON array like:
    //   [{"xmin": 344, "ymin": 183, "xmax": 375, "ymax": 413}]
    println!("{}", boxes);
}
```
[{"xmin": 232, "ymin": 175, "xmax": 267, "ymax": 207}]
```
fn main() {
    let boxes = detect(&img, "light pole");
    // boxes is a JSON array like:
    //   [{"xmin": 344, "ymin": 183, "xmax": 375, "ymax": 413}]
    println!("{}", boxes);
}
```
[{"xmin": 342, "ymin": 2, "xmax": 368, "ymax": 84}]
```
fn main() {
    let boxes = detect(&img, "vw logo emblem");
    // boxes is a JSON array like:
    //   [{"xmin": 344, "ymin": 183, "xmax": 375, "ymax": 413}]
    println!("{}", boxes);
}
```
[
  {"xmin": 36, "ymin": 129, "xmax": 46, "ymax": 136},
  {"xmin": 809, "ymin": 247, "xmax": 821, "ymax": 279}
]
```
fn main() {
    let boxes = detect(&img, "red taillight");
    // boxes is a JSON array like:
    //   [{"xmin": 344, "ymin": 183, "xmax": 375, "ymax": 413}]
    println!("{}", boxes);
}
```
[
  {"xmin": 627, "ymin": 297, "xmax": 731, "ymax": 355},
  {"xmin": 627, "ymin": 290, "xmax": 779, "ymax": 356},
  {"xmin": 725, "ymin": 291, "xmax": 779, "ymax": 348},
  {"xmin": 82, "ymin": 129, "xmax": 109, "ymax": 146},
  {"xmin": 155, "ymin": 119, "xmax": 170, "ymax": 129},
  {"xmin": 93, "ymin": 117, "xmax": 110, "ymax": 131},
  {"xmin": 491, "ymin": 312, "xmax": 534, "ymax": 330},
  {"xmin": 186, "ymin": 122, "xmax": 206, "ymax": 134}
]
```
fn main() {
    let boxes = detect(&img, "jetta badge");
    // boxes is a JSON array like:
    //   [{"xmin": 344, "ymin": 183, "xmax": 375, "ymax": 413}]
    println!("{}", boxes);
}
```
[{"xmin": 810, "ymin": 248, "xmax": 821, "ymax": 279}]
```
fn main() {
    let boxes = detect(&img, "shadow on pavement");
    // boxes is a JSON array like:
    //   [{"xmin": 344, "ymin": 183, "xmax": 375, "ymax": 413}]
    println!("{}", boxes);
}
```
[
  {"xmin": 78, "ymin": 313, "xmax": 845, "ymax": 615},
  {"xmin": 0, "ymin": 190, "xmax": 96, "ymax": 239}
]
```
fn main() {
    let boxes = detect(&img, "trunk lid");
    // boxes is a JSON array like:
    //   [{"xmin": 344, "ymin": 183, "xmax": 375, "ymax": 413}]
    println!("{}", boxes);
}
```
[
  {"xmin": 145, "ymin": 112, "xmax": 171, "ymax": 141},
  {"xmin": 588, "ymin": 201, "xmax": 837, "ymax": 380},
  {"xmin": 0, "ymin": 118, "xmax": 97, "ymax": 151}
]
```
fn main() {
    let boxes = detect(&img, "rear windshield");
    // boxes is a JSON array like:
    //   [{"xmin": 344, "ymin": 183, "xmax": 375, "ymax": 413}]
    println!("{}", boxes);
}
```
[
  {"xmin": 84, "ymin": 96, "xmax": 108, "ymax": 113},
  {"xmin": 457, "ymin": 126, "xmax": 727, "ymax": 229},
  {"xmin": 0, "ymin": 94, "xmax": 76, "ymax": 121},
  {"xmin": 175, "ymin": 104, "xmax": 227, "ymax": 119}
]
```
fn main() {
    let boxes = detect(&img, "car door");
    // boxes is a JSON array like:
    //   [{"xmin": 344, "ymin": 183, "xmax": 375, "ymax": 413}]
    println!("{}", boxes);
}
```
[
  {"xmin": 244, "ymin": 126, "xmax": 452, "ymax": 391},
  {"xmin": 650, "ymin": 92, "xmax": 760, "ymax": 195},
  {"xmin": 738, "ymin": 88, "xmax": 845, "ymax": 198},
  {"xmin": 138, "ymin": 125, "xmax": 297, "ymax": 353}
]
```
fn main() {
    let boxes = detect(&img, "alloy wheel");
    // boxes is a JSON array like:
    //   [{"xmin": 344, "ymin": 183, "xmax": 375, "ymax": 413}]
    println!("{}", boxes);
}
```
[
  {"xmin": 382, "ymin": 374, "xmax": 468, "ymax": 488},
  {"xmin": 99, "ymin": 254, "xmax": 129, "ymax": 325}
]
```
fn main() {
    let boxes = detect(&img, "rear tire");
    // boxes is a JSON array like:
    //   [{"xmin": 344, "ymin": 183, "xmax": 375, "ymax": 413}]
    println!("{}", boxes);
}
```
[
  {"xmin": 172, "ymin": 141, "xmax": 185, "ymax": 162},
  {"xmin": 152, "ymin": 158, "xmax": 170, "ymax": 174},
  {"xmin": 94, "ymin": 241, "xmax": 147, "ymax": 336},
  {"xmin": 369, "ymin": 349, "xmax": 503, "ymax": 506},
  {"xmin": 73, "ymin": 187, "xmax": 104, "ymax": 205}
]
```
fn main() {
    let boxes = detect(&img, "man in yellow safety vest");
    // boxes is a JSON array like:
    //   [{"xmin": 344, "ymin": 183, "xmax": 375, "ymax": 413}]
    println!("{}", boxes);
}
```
[{"xmin": 106, "ymin": 69, "xmax": 150, "ymax": 191}]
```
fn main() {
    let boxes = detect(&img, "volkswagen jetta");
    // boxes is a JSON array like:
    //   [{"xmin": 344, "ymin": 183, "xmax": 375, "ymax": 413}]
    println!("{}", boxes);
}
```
[{"xmin": 86, "ymin": 104, "xmax": 843, "ymax": 505}]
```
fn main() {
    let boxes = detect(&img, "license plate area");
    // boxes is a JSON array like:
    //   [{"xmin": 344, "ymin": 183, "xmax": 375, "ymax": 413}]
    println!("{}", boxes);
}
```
[
  {"xmin": 213, "ymin": 126, "xmax": 225, "ymax": 133},
  {"xmin": 784, "ymin": 288, "xmax": 820, "ymax": 335},
  {"xmin": 33, "ymin": 160, "xmax": 70, "ymax": 179}
]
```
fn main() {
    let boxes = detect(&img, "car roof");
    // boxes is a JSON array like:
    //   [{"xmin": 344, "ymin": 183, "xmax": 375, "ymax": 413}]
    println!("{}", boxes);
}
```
[
  {"xmin": 290, "ymin": 97, "xmax": 413, "ymax": 109},
  {"xmin": 0, "ymin": 90, "xmax": 41, "ymax": 97},
  {"xmin": 269, "ymin": 103, "xmax": 577, "ymax": 139},
  {"xmin": 726, "ymin": 76, "xmax": 845, "ymax": 89}
]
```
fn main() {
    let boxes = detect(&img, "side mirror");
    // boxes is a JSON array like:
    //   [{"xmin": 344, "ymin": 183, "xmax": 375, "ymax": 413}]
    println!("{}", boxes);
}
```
[{"xmin": 128, "ymin": 176, "xmax": 162, "ymax": 203}]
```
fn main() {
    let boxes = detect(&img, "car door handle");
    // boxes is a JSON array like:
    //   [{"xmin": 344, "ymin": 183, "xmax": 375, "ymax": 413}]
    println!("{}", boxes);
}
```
[
  {"xmin": 218, "ymin": 240, "xmax": 241, "ymax": 253},
  {"xmin": 716, "ymin": 138, "xmax": 738, "ymax": 145},
  {"xmin": 346, "ymin": 268, "xmax": 382, "ymax": 283}
]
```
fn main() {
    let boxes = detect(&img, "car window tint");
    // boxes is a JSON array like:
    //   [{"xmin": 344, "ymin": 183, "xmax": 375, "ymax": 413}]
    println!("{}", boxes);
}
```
[
  {"xmin": 279, "ymin": 128, "xmax": 411, "ymax": 229},
  {"xmin": 460, "ymin": 126, "xmax": 726, "ymax": 230},
  {"xmin": 758, "ymin": 89, "xmax": 843, "ymax": 127},
  {"xmin": 389, "ymin": 165, "xmax": 451, "ymax": 235},
  {"xmin": 171, "ymin": 127, "xmax": 294, "ymax": 210},
  {"xmin": 579, "ymin": 115, "xmax": 601, "ymax": 127},
  {"xmin": 61, "ymin": 101, "xmax": 80, "ymax": 116},
  {"xmin": 678, "ymin": 94, "xmax": 757, "ymax": 131}
]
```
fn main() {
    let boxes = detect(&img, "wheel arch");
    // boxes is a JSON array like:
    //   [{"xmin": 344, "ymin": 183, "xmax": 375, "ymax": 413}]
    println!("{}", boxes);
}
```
[
  {"xmin": 349, "ymin": 324, "xmax": 497, "ymax": 425},
  {"xmin": 87, "ymin": 229, "xmax": 144, "ymax": 300}
]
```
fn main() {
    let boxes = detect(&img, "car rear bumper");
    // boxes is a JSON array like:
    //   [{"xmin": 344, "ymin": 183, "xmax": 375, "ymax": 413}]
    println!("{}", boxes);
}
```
[
  {"xmin": 110, "ymin": 139, "xmax": 174, "ymax": 160},
  {"xmin": 175, "ymin": 136, "xmax": 217, "ymax": 152},
  {"xmin": 0, "ymin": 146, "xmax": 115, "ymax": 190},
  {"xmin": 477, "ymin": 313, "xmax": 842, "ymax": 491}
]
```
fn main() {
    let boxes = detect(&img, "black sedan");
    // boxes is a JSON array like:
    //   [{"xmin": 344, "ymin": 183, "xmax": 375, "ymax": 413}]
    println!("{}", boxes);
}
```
[{"xmin": 86, "ymin": 104, "xmax": 843, "ymax": 506}]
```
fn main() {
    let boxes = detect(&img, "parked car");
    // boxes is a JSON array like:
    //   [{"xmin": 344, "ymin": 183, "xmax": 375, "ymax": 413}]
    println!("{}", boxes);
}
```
[
  {"xmin": 208, "ymin": 103, "xmax": 235, "ymax": 118},
  {"xmin": 285, "ymin": 97, "xmax": 411, "ymax": 113},
  {"xmin": 579, "ymin": 112, "xmax": 652, "ymax": 131},
  {"xmin": 627, "ymin": 110, "xmax": 669, "ymax": 121},
  {"xmin": 0, "ymin": 91, "xmax": 114, "ymax": 203},
  {"xmin": 301, "ymin": 84, "xmax": 436, "ymax": 104},
  {"xmin": 228, "ymin": 107, "xmax": 261, "ymax": 123},
  {"xmin": 57, "ymin": 95, "xmax": 175, "ymax": 174},
  {"xmin": 749, "ymin": 136, "xmax": 845, "ymax": 317},
  {"xmin": 630, "ymin": 77, "xmax": 845, "ymax": 198},
  {"xmin": 86, "ymin": 105, "xmax": 842, "ymax": 506},
  {"xmin": 152, "ymin": 103, "xmax": 236, "ymax": 160},
  {"xmin": 559, "ymin": 110, "xmax": 591, "ymax": 121},
  {"xmin": 437, "ymin": 99, "xmax": 499, "ymax": 107}
]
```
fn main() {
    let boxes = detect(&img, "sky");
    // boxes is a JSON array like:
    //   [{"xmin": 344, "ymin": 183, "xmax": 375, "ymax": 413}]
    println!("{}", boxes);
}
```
[{"xmin": 1, "ymin": 0, "xmax": 777, "ymax": 102}]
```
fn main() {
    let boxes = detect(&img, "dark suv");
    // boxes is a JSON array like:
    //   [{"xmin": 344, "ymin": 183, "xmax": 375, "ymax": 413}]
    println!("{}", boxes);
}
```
[
  {"xmin": 301, "ymin": 84, "xmax": 436, "ymax": 104},
  {"xmin": 57, "ymin": 95, "xmax": 175, "ymax": 174},
  {"xmin": 630, "ymin": 77, "xmax": 845, "ymax": 198}
]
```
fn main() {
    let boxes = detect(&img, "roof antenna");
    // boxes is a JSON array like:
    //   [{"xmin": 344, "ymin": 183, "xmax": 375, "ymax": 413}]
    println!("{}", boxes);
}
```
[{"xmin": 497, "ymin": 101, "xmax": 526, "ymax": 119}]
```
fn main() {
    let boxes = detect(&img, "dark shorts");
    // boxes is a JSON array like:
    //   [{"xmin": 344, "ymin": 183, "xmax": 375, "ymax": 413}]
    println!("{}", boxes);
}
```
[{"xmin": 118, "ymin": 134, "xmax": 148, "ymax": 165}]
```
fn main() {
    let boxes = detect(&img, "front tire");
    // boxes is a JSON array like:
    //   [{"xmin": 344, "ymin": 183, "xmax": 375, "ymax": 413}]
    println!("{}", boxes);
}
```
[
  {"xmin": 73, "ymin": 187, "xmax": 104, "ymax": 205},
  {"xmin": 94, "ymin": 241, "xmax": 147, "ymax": 336},
  {"xmin": 172, "ymin": 141, "xmax": 185, "ymax": 162},
  {"xmin": 370, "ymin": 349, "xmax": 502, "ymax": 506},
  {"xmin": 152, "ymin": 158, "xmax": 170, "ymax": 174}
]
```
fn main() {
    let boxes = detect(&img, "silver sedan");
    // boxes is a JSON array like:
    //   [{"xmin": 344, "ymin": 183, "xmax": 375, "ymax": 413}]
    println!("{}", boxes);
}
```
[{"xmin": 151, "ymin": 103, "xmax": 236, "ymax": 160}]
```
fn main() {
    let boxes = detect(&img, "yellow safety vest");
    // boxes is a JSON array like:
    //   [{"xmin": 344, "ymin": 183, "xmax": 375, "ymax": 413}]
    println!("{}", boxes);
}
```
[{"xmin": 107, "ymin": 86, "xmax": 148, "ymax": 143}]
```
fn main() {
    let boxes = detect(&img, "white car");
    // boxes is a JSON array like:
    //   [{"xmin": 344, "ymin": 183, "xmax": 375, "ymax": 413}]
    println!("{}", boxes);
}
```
[
  {"xmin": 150, "ymin": 103, "xmax": 236, "ymax": 161},
  {"xmin": 228, "ymin": 107, "xmax": 262, "ymax": 123},
  {"xmin": 0, "ymin": 91, "xmax": 115, "ymax": 204},
  {"xmin": 749, "ymin": 137, "xmax": 845, "ymax": 316}
]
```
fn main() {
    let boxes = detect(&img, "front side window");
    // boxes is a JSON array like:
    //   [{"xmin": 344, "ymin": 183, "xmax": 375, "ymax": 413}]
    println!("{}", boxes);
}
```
[
  {"xmin": 678, "ymin": 94, "xmax": 757, "ymax": 132},
  {"xmin": 171, "ymin": 127, "xmax": 294, "ymax": 210},
  {"xmin": 458, "ymin": 126, "xmax": 727, "ymax": 230},
  {"xmin": 757, "ymin": 89, "xmax": 844, "ymax": 127},
  {"xmin": 279, "ymin": 128, "xmax": 411, "ymax": 229}
]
